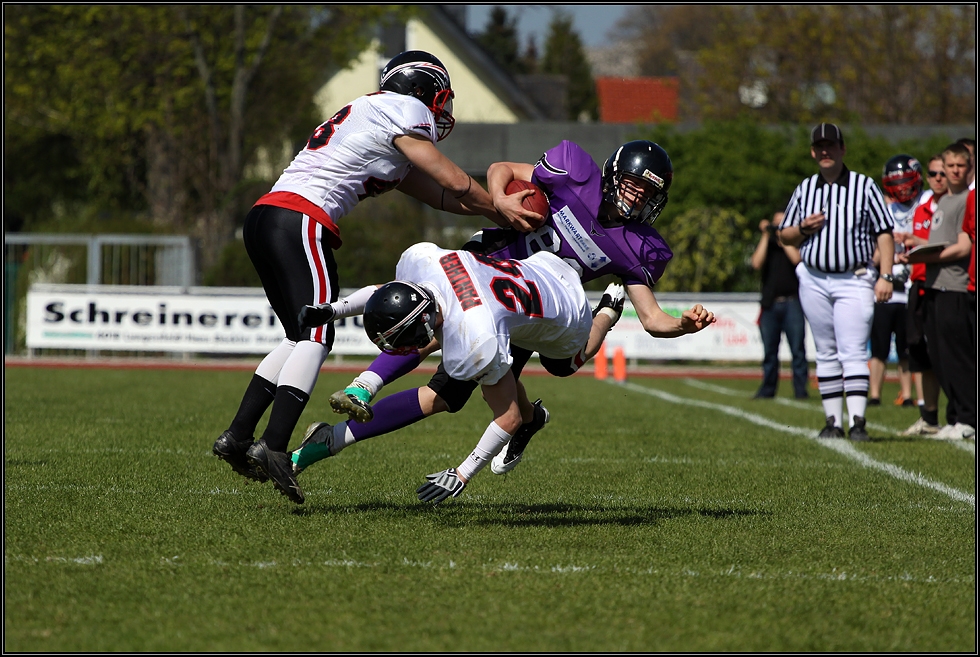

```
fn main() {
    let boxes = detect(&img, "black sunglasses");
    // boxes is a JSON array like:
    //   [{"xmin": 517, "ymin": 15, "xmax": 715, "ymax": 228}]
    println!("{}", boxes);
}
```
[{"xmin": 928, "ymin": 170, "xmax": 946, "ymax": 178}]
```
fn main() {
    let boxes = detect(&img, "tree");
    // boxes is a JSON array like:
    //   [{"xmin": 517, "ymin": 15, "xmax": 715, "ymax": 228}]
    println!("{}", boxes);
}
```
[
  {"xmin": 540, "ymin": 11, "xmax": 598, "ymax": 121},
  {"xmin": 4, "ymin": 5, "xmax": 401, "ymax": 271},
  {"xmin": 634, "ymin": 119, "xmax": 957, "ymax": 292},
  {"xmin": 520, "ymin": 35, "xmax": 540, "ymax": 75},
  {"xmin": 615, "ymin": 5, "xmax": 976, "ymax": 125},
  {"xmin": 476, "ymin": 6, "xmax": 520, "ymax": 74}
]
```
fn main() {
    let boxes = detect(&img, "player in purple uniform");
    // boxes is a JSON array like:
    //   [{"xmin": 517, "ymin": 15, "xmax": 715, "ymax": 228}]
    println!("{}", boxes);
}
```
[{"xmin": 291, "ymin": 140, "xmax": 716, "ymax": 475}]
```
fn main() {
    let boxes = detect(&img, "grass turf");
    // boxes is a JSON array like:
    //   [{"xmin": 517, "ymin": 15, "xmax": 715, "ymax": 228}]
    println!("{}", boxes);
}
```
[{"xmin": 3, "ymin": 366, "xmax": 975, "ymax": 651}]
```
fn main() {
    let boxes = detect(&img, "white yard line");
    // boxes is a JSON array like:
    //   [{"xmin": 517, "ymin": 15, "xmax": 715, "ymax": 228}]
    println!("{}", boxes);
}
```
[
  {"xmin": 681, "ymin": 378, "xmax": 976, "ymax": 455},
  {"xmin": 616, "ymin": 380, "xmax": 975, "ymax": 508}
]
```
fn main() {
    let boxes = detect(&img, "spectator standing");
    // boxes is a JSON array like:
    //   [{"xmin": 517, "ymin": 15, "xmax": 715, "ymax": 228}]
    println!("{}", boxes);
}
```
[
  {"xmin": 963, "ymin": 187, "xmax": 976, "ymax": 352},
  {"xmin": 868, "ymin": 155, "xmax": 926, "ymax": 407},
  {"xmin": 899, "ymin": 156, "xmax": 946, "ymax": 436},
  {"xmin": 906, "ymin": 142, "xmax": 976, "ymax": 440},
  {"xmin": 956, "ymin": 137, "xmax": 975, "ymax": 190},
  {"xmin": 750, "ymin": 211, "xmax": 808, "ymax": 399},
  {"xmin": 779, "ymin": 123, "xmax": 894, "ymax": 442}
]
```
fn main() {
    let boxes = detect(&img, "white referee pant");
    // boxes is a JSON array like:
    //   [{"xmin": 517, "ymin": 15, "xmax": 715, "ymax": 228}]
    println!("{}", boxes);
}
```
[{"xmin": 796, "ymin": 263, "xmax": 876, "ymax": 429}]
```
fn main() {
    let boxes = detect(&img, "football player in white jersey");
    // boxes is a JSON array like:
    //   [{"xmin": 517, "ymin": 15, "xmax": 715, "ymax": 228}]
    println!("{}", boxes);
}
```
[
  {"xmin": 298, "ymin": 242, "xmax": 624, "ymax": 505},
  {"xmin": 212, "ymin": 51, "xmax": 542, "ymax": 504},
  {"xmin": 868, "ymin": 155, "xmax": 928, "ymax": 406}
]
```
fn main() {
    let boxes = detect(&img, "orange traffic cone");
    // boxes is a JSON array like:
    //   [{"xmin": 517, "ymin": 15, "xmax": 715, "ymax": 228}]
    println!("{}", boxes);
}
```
[
  {"xmin": 594, "ymin": 343, "xmax": 608, "ymax": 380},
  {"xmin": 613, "ymin": 346, "xmax": 627, "ymax": 382}
]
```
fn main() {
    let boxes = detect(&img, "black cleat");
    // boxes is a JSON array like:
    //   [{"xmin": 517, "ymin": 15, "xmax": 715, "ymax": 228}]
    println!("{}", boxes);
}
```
[
  {"xmin": 213, "ymin": 430, "xmax": 268, "ymax": 483},
  {"xmin": 849, "ymin": 416, "xmax": 870, "ymax": 442},
  {"xmin": 817, "ymin": 416, "xmax": 845, "ymax": 439},
  {"xmin": 491, "ymin": 399, "xmax": 550, "ymax": 474},
  {"xmin": 246, "ymin": 439, "xmax": 305, "ymax": 504}
]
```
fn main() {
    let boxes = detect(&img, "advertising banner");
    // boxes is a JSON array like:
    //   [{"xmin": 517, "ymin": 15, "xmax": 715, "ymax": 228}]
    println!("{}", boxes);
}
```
[{"xmin": 25, "ymin": 285, "xmax": 815, "ymax": 361}]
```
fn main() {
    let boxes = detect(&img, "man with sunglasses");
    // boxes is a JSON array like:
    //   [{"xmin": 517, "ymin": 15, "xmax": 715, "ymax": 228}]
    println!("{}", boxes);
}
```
[
  {"xmin": 898, "ymin": 156, "xmax": 947, "ymax": 435},
  {"xmin": 210, "ymin": 50, "xmax": 539, "ymax": 504}
]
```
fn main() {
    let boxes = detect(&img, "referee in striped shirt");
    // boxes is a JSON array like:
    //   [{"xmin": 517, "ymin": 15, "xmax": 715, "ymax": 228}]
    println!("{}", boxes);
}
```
[{"xmin": 779, "ymin": 123, "xmax": 895, "ymax": 441}]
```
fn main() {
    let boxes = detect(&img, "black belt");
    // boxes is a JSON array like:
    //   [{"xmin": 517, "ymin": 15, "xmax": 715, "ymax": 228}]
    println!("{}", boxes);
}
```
[{"xmin": 773, "ymin": 295, "xmax": 797, "ymax": 303}]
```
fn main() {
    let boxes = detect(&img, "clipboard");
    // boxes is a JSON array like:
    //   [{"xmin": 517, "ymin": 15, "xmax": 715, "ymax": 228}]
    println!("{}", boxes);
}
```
[{"xmin": 906, "ymin": 242, "xmax": 949, "ymax": 262}]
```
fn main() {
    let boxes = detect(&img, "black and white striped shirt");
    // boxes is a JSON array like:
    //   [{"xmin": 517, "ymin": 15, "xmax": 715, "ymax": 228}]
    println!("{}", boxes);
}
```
[{"xmin": 781, "ymin": 166, "xmax": 892, "ymax": 273}]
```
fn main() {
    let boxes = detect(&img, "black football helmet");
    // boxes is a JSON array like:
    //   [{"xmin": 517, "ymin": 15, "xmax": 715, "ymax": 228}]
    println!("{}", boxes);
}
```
[
  {"xmin": 380, "ymin": 50, "xmax": 455, "ymax": 141},
  {"xmin": 600, "ymin": 141, "xmax": 673, "ymax": 226},
  {"xmin": 882, "ymin": 154, "xmax": 923, "ymax": 204},
  {"xmin": 363, "ymin": 281, "xmax": 438, "ymax": 354}
]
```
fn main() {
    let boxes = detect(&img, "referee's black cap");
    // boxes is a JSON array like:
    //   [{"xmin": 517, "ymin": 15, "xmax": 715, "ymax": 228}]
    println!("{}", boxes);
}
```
[{"xmin": 811, "ymin": 122, "xmax": 844, "ymax": 145}]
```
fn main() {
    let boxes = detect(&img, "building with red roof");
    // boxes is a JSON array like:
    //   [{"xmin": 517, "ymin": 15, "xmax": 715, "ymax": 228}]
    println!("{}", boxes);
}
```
[{"xmin": 595, "ymin": 77, "xmax": 679, "ymax": 124}]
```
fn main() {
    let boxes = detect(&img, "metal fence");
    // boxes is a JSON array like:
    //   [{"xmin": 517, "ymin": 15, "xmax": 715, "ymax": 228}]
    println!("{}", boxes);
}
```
[{"xmin": 4, "ymin": 234, "xmax": 195, "ymax": 354}]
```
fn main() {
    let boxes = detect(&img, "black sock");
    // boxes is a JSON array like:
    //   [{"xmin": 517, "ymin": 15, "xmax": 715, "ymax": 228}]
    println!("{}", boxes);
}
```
[
  {"xmin": 228, "ymin": 374, "xmax": 276, "ymax": 440},
  {"xmin": 920, "ymin": 406, "xmax": 939, "ymax": 426},
  {"xmin": 260, "ymin": 385, "xmax": 310, "ymax": 452}
]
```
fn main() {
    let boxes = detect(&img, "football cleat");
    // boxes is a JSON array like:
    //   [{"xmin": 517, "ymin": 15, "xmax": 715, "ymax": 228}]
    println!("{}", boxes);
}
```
[
  {"xmin": 899, "ymin": 417, "xmax": 939, "ymax": 437},
  {"xmin": 817, "ymin": 416, "xmax": 845, "ymax": 439},
  {"xmin": 491, "ymin": 399, "xmax": 550, "ymax": 474},
  {"xmin": 848, "ymin": 416, "xmax": 870, "ymax": 442},
  {"xmin": 933, "ymin": 423, "xmax": 976, "ymax": 440},
  {"xmin": 212, "ymin": 430, "xmax": 268, "ymax": 483},
  {"xmin": 291, "ymin": 422, "xmax": 335, "ymax": 475},
  {"xmin": 246, "ymin": 439, "xmax": 305, "ymax": 504},
  {"xmin": 329, "ymin": 386, "xmax": 375, "ymax": 423}
]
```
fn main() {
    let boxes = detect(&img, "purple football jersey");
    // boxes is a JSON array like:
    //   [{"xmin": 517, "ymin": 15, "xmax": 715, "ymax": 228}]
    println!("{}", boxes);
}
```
[{"xmin": 481, "ymin": 140, "xmax": 673, "ymax": 286}]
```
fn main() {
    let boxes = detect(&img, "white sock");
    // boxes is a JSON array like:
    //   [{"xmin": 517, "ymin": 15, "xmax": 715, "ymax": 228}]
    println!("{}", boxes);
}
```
[
  {"xmin": 846, "ymin": 395, "xmax": 867, "ymax": 428},
  {"xmin": 350, "ymin": 371, "xmax": 384, "ymax": 397},
  {"xmin": 331, "ymin": 285, "xmax": 378, "ymax": 319},
  {"xmin": 457, "ymin": 421, "xmax": 514, "ymax": 482},
  {"xmin": 822, "ymin": 397, "xmax": 844, "ymax": 428},
  {"xmin": 329, "ymin": 422, "xmax": 356, "ymax": 455},
  {"xmin": 277, "ymin": 340, "xmax": 328, "ymax": 393}
]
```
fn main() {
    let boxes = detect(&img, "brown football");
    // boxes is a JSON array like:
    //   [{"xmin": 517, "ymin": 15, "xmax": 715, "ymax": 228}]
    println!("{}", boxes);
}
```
[{"xmin": 505, "ymin": 179, "xmax": 549, "ymax": 226}]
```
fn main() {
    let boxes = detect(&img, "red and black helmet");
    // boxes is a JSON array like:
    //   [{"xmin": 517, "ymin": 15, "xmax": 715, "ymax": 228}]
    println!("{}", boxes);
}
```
[
  {"xmin": 380, "ymin": 50, "xmax": 455, "ymax": 141},
  {"xmin": 882, "ymin": 154, "xmax": 923, "ymax": 204}
]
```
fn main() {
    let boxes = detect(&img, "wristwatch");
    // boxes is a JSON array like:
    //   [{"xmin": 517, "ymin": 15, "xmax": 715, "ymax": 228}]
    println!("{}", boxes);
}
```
[{"xmin": 879, "ymin": 273, "xmax": 895, "ymax": 283}]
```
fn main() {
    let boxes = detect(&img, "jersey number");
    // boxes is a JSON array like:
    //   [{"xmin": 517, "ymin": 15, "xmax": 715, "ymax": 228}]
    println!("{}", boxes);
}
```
[
  {"xmin": 474, "ymin": 254, "xmax": 544, "ymax": 317},
  {"xmin": 491, "ymin": 278, "xmax": 543, "ymax": 318},
  {"xmin": 306, "ymin": 105, "xmax": 352, "ymax": 150},
  {"xmin": 525, "ymin": 225, "xmax": 562, "ymax": 255}
]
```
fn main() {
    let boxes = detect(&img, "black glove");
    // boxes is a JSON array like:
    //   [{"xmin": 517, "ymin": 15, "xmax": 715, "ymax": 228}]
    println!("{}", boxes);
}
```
[
  {"xmin": 298, "ymin": 303, "xmax": 335, "ymax": 332},
  {"xmin": 416, "ymin": 468, "xmax": 467, "ymax": 505}
]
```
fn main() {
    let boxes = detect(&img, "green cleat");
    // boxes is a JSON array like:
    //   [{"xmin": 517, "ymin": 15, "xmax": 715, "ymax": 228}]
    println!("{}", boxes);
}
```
[
  {"xmin": 329, "ymin": 385, "xmax": 375, "ymax": 423},
  {"xmin": 291, "ymin": 422, "xmax": 335, "ymax": 475}
]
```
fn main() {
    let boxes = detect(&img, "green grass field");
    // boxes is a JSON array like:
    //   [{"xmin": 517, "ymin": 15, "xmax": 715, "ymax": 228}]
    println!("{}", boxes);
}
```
[{"xmin": 4, "ymin": 365, "xmax": 976, "ymax": 651}]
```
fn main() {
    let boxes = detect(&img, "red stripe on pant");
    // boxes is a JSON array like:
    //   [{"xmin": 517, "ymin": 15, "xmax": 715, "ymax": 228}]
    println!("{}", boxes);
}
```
[{"xmin": 306, "ymin": 218, "xmax": 329, "ymax": 344}]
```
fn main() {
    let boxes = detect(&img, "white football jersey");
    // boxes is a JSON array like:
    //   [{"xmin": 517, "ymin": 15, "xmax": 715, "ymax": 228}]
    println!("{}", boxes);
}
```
[
  {"xmin": 270, "ymin": 92, "xmax": 437, "ymax": 222},
  {"xmin": 395, "ymin": 243, "xmax": 592, "ymax": 385},
  {"xmin": 886, "ymin": 188, "xmax": 928, "ymax": 303}
]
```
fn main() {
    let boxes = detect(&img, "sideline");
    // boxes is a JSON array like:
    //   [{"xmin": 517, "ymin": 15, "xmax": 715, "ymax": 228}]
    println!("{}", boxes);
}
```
[
  {"xmin": 614, "ymin": 380, "xmax": 975, "ymax": 508},
  {"xmin": 4, "ymin": 354, "xmax": 764, "ymax": 380},
  {"xmin": 682, "ymin": 378, "xmax": 977, "ymax": 455}
]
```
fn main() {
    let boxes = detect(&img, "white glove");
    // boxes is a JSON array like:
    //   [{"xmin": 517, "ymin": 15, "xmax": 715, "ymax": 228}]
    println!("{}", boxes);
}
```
[
  {"xmin": 592, "ymin": 283, "xmax": 626, "ymax": 326},
  {"xmin": 416, "ymin": 468, "xmax": 467, "ymax": 505}
]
